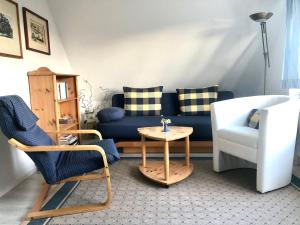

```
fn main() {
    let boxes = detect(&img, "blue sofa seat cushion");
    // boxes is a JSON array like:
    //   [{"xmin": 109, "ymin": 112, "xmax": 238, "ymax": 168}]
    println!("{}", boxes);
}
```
[
  {"xmin": 96, "ymin": 107, "xmax": 125, "ymax": 123},
  {"xmin": 97, "ymin": 116, "xmax": 212, "ymax": 141},
  {"xmin": 56, "ymin": 139, "xmax": 120, "ymax": 182}
]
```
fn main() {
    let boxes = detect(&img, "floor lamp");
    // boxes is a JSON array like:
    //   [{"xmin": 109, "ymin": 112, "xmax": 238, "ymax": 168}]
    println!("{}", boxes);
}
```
[{"xmin": 250, "ymin": 12, "xmax": 273, "ymax": 95}]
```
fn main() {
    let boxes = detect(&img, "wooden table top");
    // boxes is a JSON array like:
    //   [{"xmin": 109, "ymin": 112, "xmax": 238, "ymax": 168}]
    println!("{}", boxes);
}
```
[{"xmin": 137, "ymin": 126, "xmax": 193, "ymax": 141}]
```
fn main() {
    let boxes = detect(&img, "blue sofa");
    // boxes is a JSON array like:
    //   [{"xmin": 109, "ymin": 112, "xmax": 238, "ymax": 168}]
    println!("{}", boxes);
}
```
[{"xmin": 96, "ymin": 91, "xmax": 234, "ymax": 143}]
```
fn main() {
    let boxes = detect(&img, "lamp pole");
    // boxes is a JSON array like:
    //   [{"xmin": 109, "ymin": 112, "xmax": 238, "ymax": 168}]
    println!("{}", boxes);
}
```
[{"xmin": 250, "ymin": 12, "xmax": 273, "ymax": 95}]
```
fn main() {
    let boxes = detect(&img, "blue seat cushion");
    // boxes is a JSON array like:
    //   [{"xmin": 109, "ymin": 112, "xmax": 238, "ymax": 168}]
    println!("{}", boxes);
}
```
[
  {"xmin": 96, "ymin": 107, "xmax": 125, "ymax": 123},
  {"xmin": 97, "ymin": 116, "xmax": 212, "ymax": 141},
  {"xmin": 0, "ymin": 96, "xmax": 59, "ymax": 184},
  {"xmin": 0, "ymin": 95, "xmax": 38, "ymax": 130},
  {"xmin": 55, "ymin": 139, "xmax": 120, "ymax": 182},
  {"xmin": 0, "ymin": 95, "xmax": 120, "ymax": 185}
]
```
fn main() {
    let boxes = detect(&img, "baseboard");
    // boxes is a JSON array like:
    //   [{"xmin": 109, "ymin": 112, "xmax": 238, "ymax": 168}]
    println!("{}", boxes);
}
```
[{"xmin": 0, "ymin": 166, "xmax": 37, "ymax": 197}]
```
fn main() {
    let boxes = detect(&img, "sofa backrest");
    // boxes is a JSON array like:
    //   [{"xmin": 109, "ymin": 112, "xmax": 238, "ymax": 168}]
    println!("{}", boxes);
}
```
[{"xmin": 112, "ymin": 91, "xmax": 234, "ymax": 116}]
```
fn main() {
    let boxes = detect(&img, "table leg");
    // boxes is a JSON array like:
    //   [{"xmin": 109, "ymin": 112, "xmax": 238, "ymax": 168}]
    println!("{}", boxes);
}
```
[
  {"xmin": 185, "ymin": 136, "xmax": 190, "ymax": 167},
  {"xmin": 164, "ymin": 141, "xmax": 169, "ymax": 182},
  {"xmin": 141, "ymin": 135, "xmax": 146, "ymax": 167}
]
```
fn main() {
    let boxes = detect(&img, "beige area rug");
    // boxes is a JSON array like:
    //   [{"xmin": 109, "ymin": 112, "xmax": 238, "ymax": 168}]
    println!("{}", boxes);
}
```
[{"xmin": 47, "ymin": 159, "xmax": 300, "ymax": 225}]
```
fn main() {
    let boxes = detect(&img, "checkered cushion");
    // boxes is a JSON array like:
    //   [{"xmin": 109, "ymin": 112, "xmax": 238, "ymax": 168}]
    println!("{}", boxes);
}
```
[
  {"xmin": 123, "ymin": 86, "xmax": 163, "ymax": 116},
  {"xmin": 247, "ymin": 109, "xmax": 260, "ymax": 129},
  {"xmin": 177, "ymin": 86, "xmax": 218, "ymax": 115}
]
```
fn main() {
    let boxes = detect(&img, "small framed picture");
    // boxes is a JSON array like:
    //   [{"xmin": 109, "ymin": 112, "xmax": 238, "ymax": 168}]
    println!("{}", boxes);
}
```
[
  {"xmin": 0, "ymin": 0, "xmax": 23, "ymax": 58},
  {"xmin": 23, "ymin": 7, "xmax": 50, "ymax": 55}
]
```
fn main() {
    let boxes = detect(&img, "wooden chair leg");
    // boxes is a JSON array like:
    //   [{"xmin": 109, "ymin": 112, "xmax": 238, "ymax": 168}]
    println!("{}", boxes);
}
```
[
  {"xmin": 26, "ymin": 168, "xmax": 112, "ymax": 220},
  {"xmin": 30, "ymin": 182, "xmax": 50, "ymax": 213}
]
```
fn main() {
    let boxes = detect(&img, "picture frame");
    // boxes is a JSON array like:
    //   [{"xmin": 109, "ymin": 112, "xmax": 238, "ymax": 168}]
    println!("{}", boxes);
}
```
[
  {"xmin": 0, "ymin": 0, "xmax": 23, "ymax": 58},
  {"xmin": 23, "ymin": 7, "xmax": 50, "ymax": 55}
]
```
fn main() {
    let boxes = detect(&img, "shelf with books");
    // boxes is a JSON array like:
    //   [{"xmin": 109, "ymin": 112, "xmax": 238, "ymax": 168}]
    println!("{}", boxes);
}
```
[
  {"xmin": 60, "ymin": 122, "xmax": 79, "ymax": 131},
  {"xmin": 28, "ymin": 67, "xmax": 81, "ymax": 144},
  {"xmin": 57, "ymin": 97, "xmax": 78, "ymax": 103}
]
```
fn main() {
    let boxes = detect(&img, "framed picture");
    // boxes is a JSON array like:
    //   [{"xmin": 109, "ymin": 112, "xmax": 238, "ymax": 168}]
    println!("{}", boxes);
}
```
[
  {"xmin": 23, "ymin": 7, "xmax": 50, "ymax": 55},
  {"xmin": 0, "ymin": 0, "xmax": 23, "ymax": 58}
]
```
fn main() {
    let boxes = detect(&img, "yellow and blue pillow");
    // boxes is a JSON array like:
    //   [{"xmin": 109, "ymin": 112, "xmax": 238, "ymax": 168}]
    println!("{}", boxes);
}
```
[
  {"xmin": 177, "ymin": 85, "xmax": 218, "ymax": 115},
  {"xmin": 123, "ymin": 86, "xmax": 163, "ymax": 116},
  {"xmin": 247, "ymin": 109, "xmax": 260, "ymax": 129}
]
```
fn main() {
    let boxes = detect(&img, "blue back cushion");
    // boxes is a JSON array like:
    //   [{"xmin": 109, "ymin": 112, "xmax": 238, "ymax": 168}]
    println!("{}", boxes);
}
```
[
  {"xmin": 112, "ymin": 91, "xmax": 234, "ymax": 116},
  {"xmin": 0, "ymin": 96, "xmax": 60, "ymax": 184}
]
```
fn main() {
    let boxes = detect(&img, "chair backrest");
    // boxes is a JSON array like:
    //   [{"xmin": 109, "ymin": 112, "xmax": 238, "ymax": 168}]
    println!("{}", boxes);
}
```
[
  {"xmin": 112, "ymin": 91, "xmax": 234, "ymax": 116},
  {"xmin": 0, "ymin": 95, "xmax": 60, "ymax": 184}
]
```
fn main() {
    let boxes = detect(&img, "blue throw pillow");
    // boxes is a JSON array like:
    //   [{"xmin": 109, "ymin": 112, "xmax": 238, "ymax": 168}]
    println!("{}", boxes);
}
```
[{"xmin": 97, "ymin": 107, "xmax": 125, "ymax": 123}]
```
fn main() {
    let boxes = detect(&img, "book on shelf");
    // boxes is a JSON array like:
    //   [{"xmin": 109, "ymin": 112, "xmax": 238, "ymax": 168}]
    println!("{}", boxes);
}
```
[
  {"xmin": 57, "ymin": 82, "xmax": 68, "ymax": 100},
  {"xmin": 59, "ymin": 134, "xmax": 78, "ymax": 145},
  {"xmin": 59, "ymin": 117, "xmax": 73, "ymax": 124}
]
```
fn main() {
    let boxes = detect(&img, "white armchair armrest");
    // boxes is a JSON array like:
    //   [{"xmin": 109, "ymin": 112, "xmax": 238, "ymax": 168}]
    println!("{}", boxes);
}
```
[
  {"xmin": 211, "ymin": 95, "xmax": 291, "ymax": 131},
  {"xmin": 257, "ymin": 99, "xmax": 300, "ymax": 191}
]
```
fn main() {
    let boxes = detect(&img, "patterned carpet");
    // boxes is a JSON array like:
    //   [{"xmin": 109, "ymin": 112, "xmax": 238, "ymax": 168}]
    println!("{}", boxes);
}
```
[{"xmin": 48, "ymin": 159, "xmax": 300, "ymax": 225}]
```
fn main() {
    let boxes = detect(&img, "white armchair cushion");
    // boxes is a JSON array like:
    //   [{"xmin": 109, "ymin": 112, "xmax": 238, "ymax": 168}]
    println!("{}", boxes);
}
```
[{"xmin": 218, "ymin": 126, "xmax": 259, "ymax": 148}]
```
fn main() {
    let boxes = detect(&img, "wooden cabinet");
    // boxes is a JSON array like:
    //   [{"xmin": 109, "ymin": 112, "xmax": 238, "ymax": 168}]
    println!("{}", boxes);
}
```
[{"xmin": 28, "ymin": 67, "xmax": 81, "ymax": 143}]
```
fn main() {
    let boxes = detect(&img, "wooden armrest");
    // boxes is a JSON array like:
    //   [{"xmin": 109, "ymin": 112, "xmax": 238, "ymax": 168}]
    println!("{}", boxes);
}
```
[
  {"xmin": 46, "ymin": 129, "xmax": 102, "ymax": 140},
  {"xmin": 8, "ymin": 138, "xmax": 108, "ymax": 168}
]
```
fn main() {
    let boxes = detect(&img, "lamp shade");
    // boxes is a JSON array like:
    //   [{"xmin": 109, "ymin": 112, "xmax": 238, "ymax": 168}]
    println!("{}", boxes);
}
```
[{"xmin": 250, "ymin": 12, "xmax": 273, "ymax": 22}]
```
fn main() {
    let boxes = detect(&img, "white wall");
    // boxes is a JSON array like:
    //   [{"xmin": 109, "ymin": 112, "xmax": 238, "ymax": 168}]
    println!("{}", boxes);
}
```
[
  {"xmin": 233, "ymin": 0, "xmax": 287, "ymax": 96},
  {"xmin": 0, "ymin": 0, "xmax": 72, "ymax": 197},
  {"xmin": 48, "ymin": 0, "xmax": 287, "ymax": 110}
]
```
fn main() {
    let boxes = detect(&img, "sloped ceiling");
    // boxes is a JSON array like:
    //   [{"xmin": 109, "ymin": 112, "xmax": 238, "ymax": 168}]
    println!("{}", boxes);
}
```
[{"xmin": 48, "ymin": 0, "xmax": 286, "ymax": 105}]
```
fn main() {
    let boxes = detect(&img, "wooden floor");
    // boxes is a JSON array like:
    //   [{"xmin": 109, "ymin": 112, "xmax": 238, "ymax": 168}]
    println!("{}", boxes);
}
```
[{"xmin": 0, "ymin": 173, "xmax": 42, "ymax": 225}]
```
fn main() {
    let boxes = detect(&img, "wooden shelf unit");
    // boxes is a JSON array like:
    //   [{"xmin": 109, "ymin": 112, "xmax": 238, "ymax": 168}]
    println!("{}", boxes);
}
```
[{"xmin": 28, "ymin": 67, "xmax": 81, "ymax": 143}]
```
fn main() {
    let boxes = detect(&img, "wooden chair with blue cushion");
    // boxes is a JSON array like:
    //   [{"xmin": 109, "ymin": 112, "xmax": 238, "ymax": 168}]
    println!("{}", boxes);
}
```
[{"xmin": 0, "ymin": 95, "xmax": 120, "ymax": 220}]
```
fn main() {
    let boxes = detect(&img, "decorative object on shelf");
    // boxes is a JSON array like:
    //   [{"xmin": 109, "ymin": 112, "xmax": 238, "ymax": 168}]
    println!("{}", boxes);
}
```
[
  {"xmin": 59, "ymin": 117, "xmax": 73, "ymax": 124},
  {"xmin": 250, "ymin": 12, "xmax": 273, "ymax": 95},
  {"xmin": 79, "ymin": 79, "xmax": 94, "ymax": 113},
  {"xmin": 23, "ymin": 7, "xmax": 50, "ymax": 55},
  {"xmin": 161, "ymin": 117, "xmax": 171, "ymax": 132},
  {"xmin": 0, "ymin": 0, "xmax": 23, "ymax": 58},
  {"xmin": 83, "ymin": 111, "xmax": 94, "ymax": 127},
  {"xmin": 95, "ymin": 86, "xmax": 113, "ymax": 110},
  {"xmin": 27, "ymin": 67, "xmax": 80, "ymax": 143}
]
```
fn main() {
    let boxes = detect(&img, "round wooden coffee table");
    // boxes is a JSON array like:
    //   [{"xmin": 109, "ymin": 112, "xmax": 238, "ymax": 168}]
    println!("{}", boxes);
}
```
[{"xmin": 137, "ymin": 126, "xmax": 193, "ymax": 186}]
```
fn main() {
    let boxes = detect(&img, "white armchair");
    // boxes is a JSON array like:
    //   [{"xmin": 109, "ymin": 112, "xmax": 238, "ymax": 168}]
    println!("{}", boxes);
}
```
[{"xmin": 211, "ymin": 95, "xmax": 299, "ymax": 193}]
